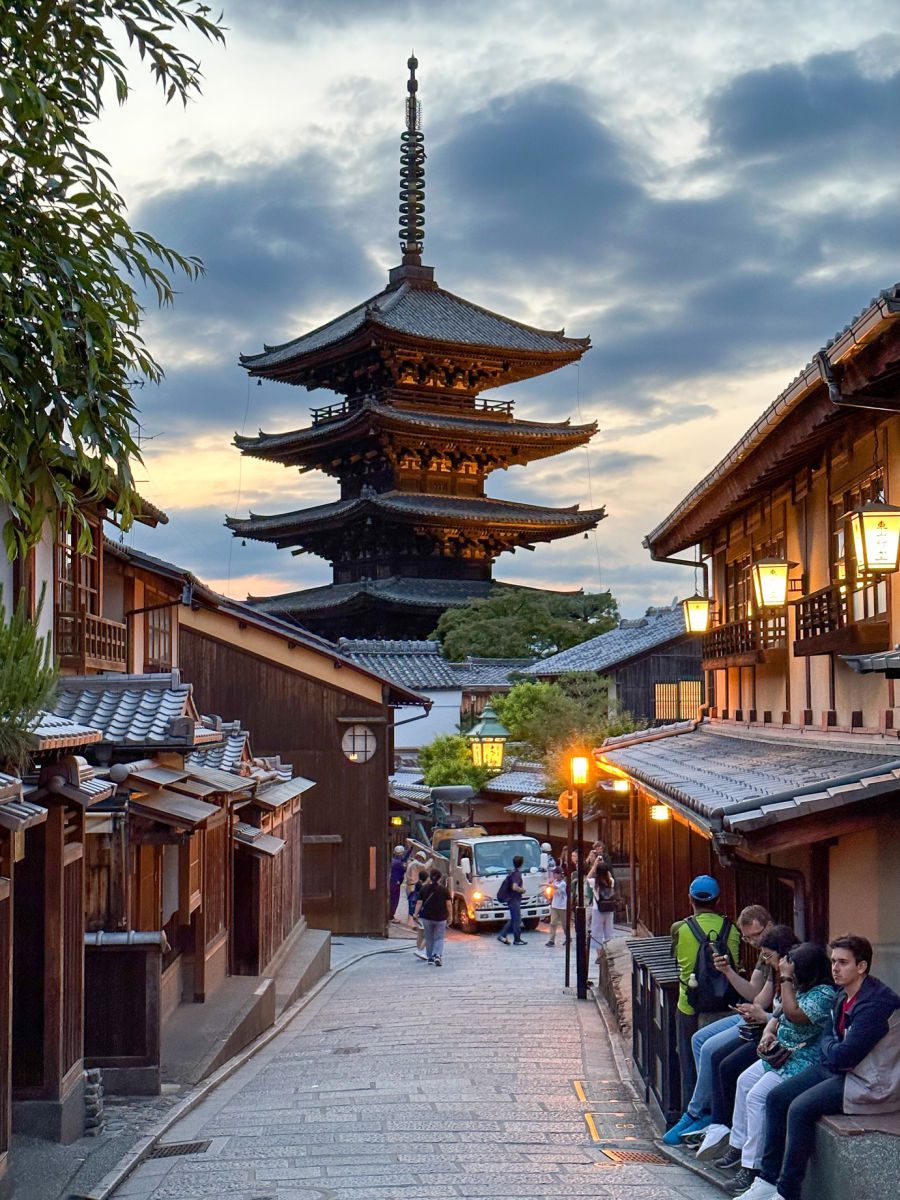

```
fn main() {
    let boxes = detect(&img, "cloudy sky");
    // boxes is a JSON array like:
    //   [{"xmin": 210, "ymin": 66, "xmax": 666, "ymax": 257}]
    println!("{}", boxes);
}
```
[{"xmin": 99, "ymin": 0, "xmax": 900, "ymax": 617}]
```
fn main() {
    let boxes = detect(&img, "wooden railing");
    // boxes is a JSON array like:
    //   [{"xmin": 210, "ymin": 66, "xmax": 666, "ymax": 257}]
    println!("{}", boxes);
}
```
[
  {"xmin": 475, "ymin": 397, "xmax": 514, "ymax": 416},
  {"xmin": 702, "ymin": 614, "xmax": 786, "ymax": 663},
  {"xmin": 311, "ymin": 398, "xmax": 359, "ymax": 426},
  {"xmin": 792, "ymin": 583, "xmax": 889, "ymax": 656},
  {"xmin": 794, "ymin": 584, "xmax": 847, "ymax": 642},
  {"xmin": 57, "ymin": 611, "xmax": 127, "ymax": 672}
]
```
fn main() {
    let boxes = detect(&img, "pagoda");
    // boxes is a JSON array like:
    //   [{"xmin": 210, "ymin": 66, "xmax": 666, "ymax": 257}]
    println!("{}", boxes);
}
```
[{"xmin": 228, "ymin": 58, "xmax": 604, "ymax": 640}]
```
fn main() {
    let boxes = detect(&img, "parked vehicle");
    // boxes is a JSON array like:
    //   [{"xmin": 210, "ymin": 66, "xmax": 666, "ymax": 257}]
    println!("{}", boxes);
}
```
[{"xmin": 445, "ymin": 833, "xmax": 552, "ymax": 934}]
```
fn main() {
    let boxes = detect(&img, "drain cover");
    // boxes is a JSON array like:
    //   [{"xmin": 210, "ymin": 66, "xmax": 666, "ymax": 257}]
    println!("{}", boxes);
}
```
[
  {"xmin": 599, "ymin": 1146, "xmax": 669, "ymax": 1164},
  {"xmin": 148, "ymin": 1140, "xmax": 211, "ymax": 1159}
]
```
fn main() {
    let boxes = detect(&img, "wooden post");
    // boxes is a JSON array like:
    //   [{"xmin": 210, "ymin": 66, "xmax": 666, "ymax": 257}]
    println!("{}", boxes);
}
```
[{"xmin": 43, "ymin": 805, "xmax": 64, "ymax": 1097}]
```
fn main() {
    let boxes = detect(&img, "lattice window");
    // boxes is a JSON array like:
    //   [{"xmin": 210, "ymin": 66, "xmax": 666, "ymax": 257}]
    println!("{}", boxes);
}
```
[
  {"xmin": 143, "ymin": 584, "xmax": 173, "ymax": 670},
  {"xmin": 341, "ymin": 724, "xmax": 377, "ymax": 763},
  {"xmin": 654, "ymin": 680, "xmax": 702, "ymax": 722}
]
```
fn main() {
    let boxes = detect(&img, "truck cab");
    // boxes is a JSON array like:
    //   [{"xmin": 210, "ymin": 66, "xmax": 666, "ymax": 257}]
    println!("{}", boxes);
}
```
[{"xmin": 447, "ymin": 834, "xmax": 551, "ymax": 934}]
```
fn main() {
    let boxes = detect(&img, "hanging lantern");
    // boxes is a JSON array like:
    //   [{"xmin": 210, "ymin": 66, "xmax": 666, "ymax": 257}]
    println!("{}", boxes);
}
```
[
  {"xmin": 682, "ymin": 594, "xmax": 711, "ymax": 634},
  {"xmin": 649, "ymin": 803, "xmax": 670, "ymax": 822},
  {"xmin": 570, "ymin": 755, "xmax": 589, "ymax": 787},
  {"xmin": 467, "ymin": 704, "xmax": 509, "ymax": 772},
  {"xmin": 751, "ymin": 558, "xmax": 791, "ymax": 609},
  {"xmin": 847, "ymin": 502, "xmax": 900, "ymax": 575}
]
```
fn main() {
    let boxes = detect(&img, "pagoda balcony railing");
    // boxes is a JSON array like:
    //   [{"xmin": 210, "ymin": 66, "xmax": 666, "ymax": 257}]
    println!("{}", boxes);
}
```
[
  {"xmin": 702, "ymin": 614, "xmax": 786, "ymax": 666},
  {"xmin": 311, "ymin": 398, "xmax": 359, "ymax": 426},
  {"xmin": 56, "ymin": 610, "xmax": 128, "ymax": 673},
  {"xmin": 475, "ymin": 397, "xmax": 514, "ymax": 416},
  {"xmin": 792, "ymin": 583, "xmax": 890, "ymax": 657}
]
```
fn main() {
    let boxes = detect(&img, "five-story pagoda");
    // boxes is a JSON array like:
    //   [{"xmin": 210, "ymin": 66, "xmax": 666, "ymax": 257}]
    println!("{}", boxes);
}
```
[{"xmin": 228, "ymin": 58, "xmax": 604, "ymax": 640}]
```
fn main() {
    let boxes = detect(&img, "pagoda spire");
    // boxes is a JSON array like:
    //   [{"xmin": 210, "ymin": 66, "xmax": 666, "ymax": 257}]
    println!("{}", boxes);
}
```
[{"xmin": 398, "ymin": 54, "xmax": 425, "ymax": 266}]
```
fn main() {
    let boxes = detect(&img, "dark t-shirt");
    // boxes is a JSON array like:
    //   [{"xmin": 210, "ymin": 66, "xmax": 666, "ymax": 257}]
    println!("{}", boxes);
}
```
[
  {"xmin": 506, "ymin": 869, "xmax": 524, "ymax": 905},
  {"xmin": 419, "ymin": 882, "xmax": 450, "ymax": 921}
]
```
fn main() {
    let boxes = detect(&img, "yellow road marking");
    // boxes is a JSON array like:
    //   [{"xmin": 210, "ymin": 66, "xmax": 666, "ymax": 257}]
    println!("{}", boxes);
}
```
[
  {"xmin": 573, "ymin": 1080, "xmax": 587, "ymax": 1104},
  {"xmin": 585, "ymin": 1112, "xmax": 601, "ymax": 1142}
]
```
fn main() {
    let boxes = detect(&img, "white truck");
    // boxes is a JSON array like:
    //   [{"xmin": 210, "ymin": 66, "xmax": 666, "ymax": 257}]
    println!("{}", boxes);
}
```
[{"xmin": 444, "ymin": 833, "xmax": 552, "ymax": 934}]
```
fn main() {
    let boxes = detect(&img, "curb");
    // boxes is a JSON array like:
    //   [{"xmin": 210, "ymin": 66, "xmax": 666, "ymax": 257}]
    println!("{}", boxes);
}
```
[{"xmin": 73, "ymin": 941, "xmax": 415, "ymax": 1200}]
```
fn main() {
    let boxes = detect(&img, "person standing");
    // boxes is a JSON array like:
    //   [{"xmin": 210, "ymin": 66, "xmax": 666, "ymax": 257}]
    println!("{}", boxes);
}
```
[
  {"xmin": 414, "ymin": 868, "xmax": 452, "ymax": 966},
  {"xmin": 546, "ymin": 867, "xmax": 568, "ymax": 947},
  {"xmin": 497, "ymin": 854, "xmax": 526, "ymax": 946},
  {"xmin": 389, "ymin": 844, "xmax": 410, "ymax": 922},
  {"xmin": 587, "ymin": 859, "xmax": 616, "ymax": 962},
  {"xmin": 540, "ymin": 842, "xmax": 555, "ymax": 872},
  {"xmin": 404, "ymin": 849, "xmax": 431, "ymax": 927}
]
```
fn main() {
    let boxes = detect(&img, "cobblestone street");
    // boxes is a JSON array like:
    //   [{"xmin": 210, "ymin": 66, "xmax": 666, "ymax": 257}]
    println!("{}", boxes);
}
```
[{"xmin": 110, "ymin": 931, "xmax": 722, "ymax": 1200}]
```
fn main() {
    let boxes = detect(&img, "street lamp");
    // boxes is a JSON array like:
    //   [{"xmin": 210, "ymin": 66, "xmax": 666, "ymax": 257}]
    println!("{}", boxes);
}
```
[
  {"xmin": 847, "ymin": 502, "xmax": 900, "ymax": 575},
  {"xmin": 570, "ymin": 755, "xmax": 589, "ymax": 1000},
  {"xmin": 467, "ymin": 704, "xmax": 510, "ymax": 772},
  {"xmin": 681, "ymin": 594, "xmax": 711, "ymax": 634},
  {"xmin": 750, "ymin": 558, "xmax": 792, "ymax": 609}
]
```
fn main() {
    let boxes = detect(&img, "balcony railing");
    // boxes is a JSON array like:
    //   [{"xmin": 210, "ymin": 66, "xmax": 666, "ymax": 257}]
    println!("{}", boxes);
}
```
[
  {"xmin": 311, "ymin": 399, "xmax": 357, "ymax": 426},
  {"xmin": 475, "ymin": 397, "xmax": 514, "ymax": 416},
  {"xmin": 793, "ymin": 584, "xmax": 889, "ymax": 656},
  {"xmin": 57, "ymin": 611, "xmax": 128, "ymax": 672},
  {"xmin": 702, "ymin": 614, "xmax": 786, "ymax": 665}
]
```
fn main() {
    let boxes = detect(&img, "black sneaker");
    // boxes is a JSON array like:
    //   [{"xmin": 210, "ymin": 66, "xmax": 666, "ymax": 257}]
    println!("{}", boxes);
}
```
[
  {"xmin": 513, "ymin": 939, "xmax": 526, "ymax": 945},
  {"xmin": 433, "ymin": 955, "xmax": 442, "ymax": 966},
  {"xmin": 725, "ymin": 1167, "xmax": 756, "ymax": 1194},
  {"xmin": 714, "ymin": 1146, "xmax": 742, "ymax": 1170}
]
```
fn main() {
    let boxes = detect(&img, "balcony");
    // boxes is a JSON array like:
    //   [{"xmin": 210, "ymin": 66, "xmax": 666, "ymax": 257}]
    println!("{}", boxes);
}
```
[
  {"xmin": 793, "ymin": 584, "xmax": 890, "ymax": 657},
  {"xmin": 57, "ymin": 611, "xmax": 128, "ymax": 673},
  {"xmin": 702, "ymin": 614, "xmax": 786, "ymax": 668}
]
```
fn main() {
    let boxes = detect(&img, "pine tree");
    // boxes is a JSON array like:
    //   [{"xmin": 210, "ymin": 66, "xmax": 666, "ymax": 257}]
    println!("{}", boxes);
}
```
[{"xmin": 0, "ymin": 586, "xmax": 58, "ymax": 773}]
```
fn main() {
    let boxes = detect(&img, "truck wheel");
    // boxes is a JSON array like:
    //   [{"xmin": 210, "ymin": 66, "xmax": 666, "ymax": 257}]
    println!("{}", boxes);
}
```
[
  {"xmin": 456, "ymin": 899, "xmax": 477, "ymax": 934},
  {"xmin": 523, "ymin": 918, "xmax": 540, "ymax": 931}
]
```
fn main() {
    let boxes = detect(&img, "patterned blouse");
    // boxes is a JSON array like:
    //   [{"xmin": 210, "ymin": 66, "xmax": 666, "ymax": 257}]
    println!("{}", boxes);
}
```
[{"xmin": 765, "ymin": 983, "xmax": 835, "ymax": 1077}]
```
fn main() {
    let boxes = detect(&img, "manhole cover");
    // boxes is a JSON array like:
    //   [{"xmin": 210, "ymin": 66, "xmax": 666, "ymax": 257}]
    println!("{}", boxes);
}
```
[
  {"xmin": 599, "ymin": 1146, "xmax": 669, "ymax": 1164},
  {"xmin": 148, "ymin": 1140, "xmax": 212, "ymax": 1159}
]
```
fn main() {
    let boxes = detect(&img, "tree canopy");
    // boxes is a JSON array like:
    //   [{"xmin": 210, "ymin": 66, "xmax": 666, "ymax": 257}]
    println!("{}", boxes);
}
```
[
  {"xmin": 432, "ymin": 588, "xmax": 618, "ymax": 661},
  {"xmin": 492, "ymin": 673, "xmax": 636, "ymax": 759},
  {"xmin": 418, "ymin": 733, "xmax": 491, "ymax": 791},
  {"xmin": 0, "ymin": 586, "xmax": 57, "ymax": 772},
  {"xmin": 0, "ymin": 1, "xmax": 225, "ymax": 558}
]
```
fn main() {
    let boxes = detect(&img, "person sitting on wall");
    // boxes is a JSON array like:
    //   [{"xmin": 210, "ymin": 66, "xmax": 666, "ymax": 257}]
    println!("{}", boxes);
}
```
[
  {"xmin": 737, "ymin": 934, "xmax": 900, "ymax": 1200},
  {"xmin": 666, "ymin": 875, "xmax": 741, "ymax": 1140}
]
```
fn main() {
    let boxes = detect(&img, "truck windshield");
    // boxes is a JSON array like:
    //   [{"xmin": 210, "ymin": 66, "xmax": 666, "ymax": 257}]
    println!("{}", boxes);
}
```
[{"xmin": 473, "ymin": 840, "xmax": 540, "ymax": 877}]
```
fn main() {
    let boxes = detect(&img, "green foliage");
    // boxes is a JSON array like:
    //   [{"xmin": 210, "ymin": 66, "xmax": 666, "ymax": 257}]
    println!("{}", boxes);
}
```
[
  {"xmin": 0, "ymin": 1, "xmax": 226, "ymax": 558},
  {"xmin": 418, "ymin": 733, "xmax": 491, "ymax": 791},
  {"xmin": 493, "ymin": 673, "xmax": 641, "ymax": 763},
  {"xmin": 0, "ymin": 586, "xmax": 58, "ymax": 772},
  {"xmin": 432, "ymin": 588, "xmax": 618, "ymax": 661}
]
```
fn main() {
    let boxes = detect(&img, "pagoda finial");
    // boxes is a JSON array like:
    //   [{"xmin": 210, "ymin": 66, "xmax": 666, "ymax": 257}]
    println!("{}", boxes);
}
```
[{"xmin": 398, "ymin": 53, "xmax": 425, "ymax": 266}]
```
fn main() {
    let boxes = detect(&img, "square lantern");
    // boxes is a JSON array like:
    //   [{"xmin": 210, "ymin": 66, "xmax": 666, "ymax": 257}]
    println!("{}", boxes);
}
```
[
  {"xmin": 847, "ymin": 503, "xmax": 900, "ymax": 575},
  {"xmin": 751, "ymin": 558, "xmax": 791, "ymax": 609},
  {"xmin": 570, "ymin": 755, "xmax": 589, "ymax": 787},
  {"xmin": 467, "ymin": 704, "xmax": 509, "ymax": 772},
  {"xmin": 682, "ymin": 594, "xmax": 711, "ymax": 634}
]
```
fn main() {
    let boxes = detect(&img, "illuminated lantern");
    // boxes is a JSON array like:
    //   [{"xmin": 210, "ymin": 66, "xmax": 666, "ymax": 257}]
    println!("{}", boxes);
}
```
[
  {"xmin": 751, "ymin": 558, "xmax": 790, "ymax": 609},
  {"xmin": 610, "ymin": 778, "xmax": 630, "ymax": 793},
  {"xmin": 467, "ymin": 704, "xmax": 509, "ymax": 772},
  {"xmin": 847, "ymin": 503, "xmax": 900, "ymax": 575},
  {"xmin": 570, "ymin": 755, "xmax": 589, "ymax": 787},
  {"xmin": 650, "ymin": 803, "xmax": 670, "ymax": 822},
  {"xmin": 682, "ymin": 594, "xmax": 711, "ymax": 634}
]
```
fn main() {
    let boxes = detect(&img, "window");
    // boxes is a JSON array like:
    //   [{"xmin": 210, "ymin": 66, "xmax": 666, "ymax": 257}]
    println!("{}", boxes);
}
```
[
  {"xmin": 55, "ymin": 513, "xmax": 101, "ymax": 658},
  {"xmin": 831, "ymin": 469, "xmax": 888, "ymax": 620},
  {"xmin": 143, "ymin": 585, "xmax": 173, "ymax": 670},
  {"xmin": 654, "ymin": 680, "xmax": 703, "ymax": 722},
  {"xmin": 341, "ymin": 724, "xmax": 377, "ymax": 763}
]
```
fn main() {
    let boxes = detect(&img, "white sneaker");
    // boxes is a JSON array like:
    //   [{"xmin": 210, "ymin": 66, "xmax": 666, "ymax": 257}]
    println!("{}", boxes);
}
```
[
  {"xmin": 696, "ymin": 1122, "xmax": 730, "ymax": 1159},
  {"xmin": 735, "ymin": 1179, "xmax": 778, "ymax": 1200},
  {"xmin": 413, "ymin": 949, "xmax": 427, "ymax": 960}
]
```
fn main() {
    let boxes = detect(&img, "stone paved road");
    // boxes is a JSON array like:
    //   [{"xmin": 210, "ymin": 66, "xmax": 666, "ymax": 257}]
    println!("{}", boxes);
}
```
[{"xmin": 111, "ymin": 931, "xmax": 722, "ymax": 1200}]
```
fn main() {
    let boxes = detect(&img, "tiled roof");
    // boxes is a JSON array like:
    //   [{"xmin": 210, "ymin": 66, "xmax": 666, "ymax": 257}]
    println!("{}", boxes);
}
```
[
  {"xmin": 504, "ymin": 797, "xmax": 558, "ymax": 817},
  {"xmin": 523, "ymin": 604, "xmax": 688, "ymax": 676},
  {"xmin": 236, "ymin": 397, "xmax": 596, "ymax": 461},
  {"xmin": 482, "ymin": 766, "xmax": 547, "ymax": 796},
  {"xmin": 388, "ymin": 774, "xmax": 432, "ymax": 810},
  {"xmin": 241, "ymin": 280, "xmax": 589, "ymax": 370},
  {"xmin": 251, "ymin": 577, "xmax": 497, "ymax": 616},
  {"xmin": 455, "ymin": 658, "xmax": 535, "ymax": 688},
  {"xmin": 28, "ymin": 710, "xmax": 104, "ymax": 750},
  {"xmin": 843, "ymin": 649, "xmax": 900, "ymax": 677},
  {"xmin": 187, "ymin": 721, "xmax": 249, "ymax": 772},
  {"xmin": 338, "ymin": 639, "xmax": 461, "ymax": 690},
  {"xmin": 228, "ymin": 491, "xmax": 605, "ymax": 542},
  {"xmin": 601, "ymin": 724, "xmax": 900, "ymax": 832},
  {"xmin": 53, "ymin": 671, "xmax": 205, "ymax": 747}
]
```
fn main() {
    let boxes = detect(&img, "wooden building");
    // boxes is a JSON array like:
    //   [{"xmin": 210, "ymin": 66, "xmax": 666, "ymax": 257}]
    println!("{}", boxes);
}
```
[
  {"xmin": 524, "ymin": 602, "xmax": 704, "ymax": 725},
  {"xmin": 228, "ymin": 59, "xmax": 603, "ymax": 640},
  {"xmin": 597, "ymin": 284, "xmax": 900, "ymax": 989}
]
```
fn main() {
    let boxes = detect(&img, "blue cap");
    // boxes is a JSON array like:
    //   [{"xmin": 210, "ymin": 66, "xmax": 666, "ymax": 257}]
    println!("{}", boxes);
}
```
[{"xmin": 689, "ymin": 874, "xmax": 720, "ymax": 901}]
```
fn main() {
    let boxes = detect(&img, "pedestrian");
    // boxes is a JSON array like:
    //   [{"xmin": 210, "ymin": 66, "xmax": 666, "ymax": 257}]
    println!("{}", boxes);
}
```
[
  {"xmin": 668, "ymin": 875, "xmax": 741, "ymax": 1114},
  {"xmin": 389, "ymin": 844, "xmax": 409, "ymax": 922},
  {"xmin": 496, "ymin": 854, "xmax": 527, "ymax": 946},
  {"xmin": 540, "ymin": 842, "xmax": 555, "ymax": 872},
  {"xmin": 412, "ymin": 870, "xmax": 430, "ymax": 960},
  {"xmin": 413, "ymin": 868, "xmax": 452, "ymax": 967},
  {"xmin": 587, "ymin": 859, "xmax": 616, "ymax": 962},
  {"xmin": 546, "ymin": 867, "xmax": 568, "ymax": 946},
  {"xmin": 404, "ymin": 849, "xmax": 431, "ymax": 927},
  {"xmin": 740, "ymin": 934, "xmax": 900, "ymax": 1200},
  {"xmin": 723, "ymin": 943, "xmax": 834, "ymax": 1196}
]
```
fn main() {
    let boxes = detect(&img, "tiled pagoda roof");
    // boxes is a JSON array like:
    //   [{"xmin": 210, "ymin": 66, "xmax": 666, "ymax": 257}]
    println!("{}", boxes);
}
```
[
  {"xmin": 240, "ymin": 277, "xmax": 590, "ymax": 378},
  {"xmin": 227, "ymin": 491, "xmax": 605, "ymax": 546},
  {"xmin": 234, "ymin": 397, "xmax": 597, "ymax": 466},
  {"xmin": 249, "ymin": 576, "xmax": 496, "ymax": 617}
]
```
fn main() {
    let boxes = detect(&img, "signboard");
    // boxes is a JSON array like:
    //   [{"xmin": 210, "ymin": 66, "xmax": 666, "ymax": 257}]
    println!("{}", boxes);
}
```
[{"xmin": 557, "ymin": 789, "xmax": 578, "ymax": 818}]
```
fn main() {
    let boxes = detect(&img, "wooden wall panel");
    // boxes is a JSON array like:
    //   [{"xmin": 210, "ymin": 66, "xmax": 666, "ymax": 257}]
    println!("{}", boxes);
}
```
[{"xmin": 180, "ymin": 628, "xmax": 389, "ymax": 935}]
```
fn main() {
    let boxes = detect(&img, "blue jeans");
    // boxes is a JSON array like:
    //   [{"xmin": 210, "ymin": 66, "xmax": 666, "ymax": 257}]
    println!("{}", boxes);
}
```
[
  {"xmin": 421, "ymin": 918, "xmax": 446, "ymax": 960},
  {"xmin": 500, "ymin": 901, "xmax": 523, "ymax": 941},
  {"xmin": 687, "ymin": 1012, "xmax": 743, "ymax": 1117},
  {"xmin": 760, "ymin": 1064, "xmax": 844, "ymax": 1200}
]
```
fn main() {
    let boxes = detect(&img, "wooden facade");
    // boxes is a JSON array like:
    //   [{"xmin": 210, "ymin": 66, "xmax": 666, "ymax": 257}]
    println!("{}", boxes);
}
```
[{"xmin": 614, "ymin": 640, "xmax": 704, "ymax": 724}]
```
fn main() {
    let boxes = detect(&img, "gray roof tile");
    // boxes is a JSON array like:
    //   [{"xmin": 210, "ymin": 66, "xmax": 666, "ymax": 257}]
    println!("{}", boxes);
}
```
[
  {"xmin": 339, "ymin": 639, "xmax": 461, "ymax": 689},
  {"xmin": 53, "ymin": 671, "xmax": 201, "ymax": 747},
  {"xmin": 524, "ymin": 603, "xmax": 688, "ymax": 675}
]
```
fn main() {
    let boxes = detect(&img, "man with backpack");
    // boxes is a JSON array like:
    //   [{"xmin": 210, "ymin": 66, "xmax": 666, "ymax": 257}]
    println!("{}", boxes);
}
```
[
  {"xmin": 497, "ymin": 854, "xmax": 527, "ymax": 945},
  {"xmin": 668, "ymin": 875, "xmax": 741, "ymax": 1132}
]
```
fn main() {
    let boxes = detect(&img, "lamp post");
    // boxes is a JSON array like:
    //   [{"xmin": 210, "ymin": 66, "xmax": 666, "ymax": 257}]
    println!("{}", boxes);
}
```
[
  {"xmin": 557, "ymin": 788, "xmax": 578, "ymax": 988},
  {"xmin": 467, "ymin": 704, "xmax": 509, "ymax": 773},
  {"xmin": 570, "ymin": 755, "xmax": 589, "ymax": 1000}
]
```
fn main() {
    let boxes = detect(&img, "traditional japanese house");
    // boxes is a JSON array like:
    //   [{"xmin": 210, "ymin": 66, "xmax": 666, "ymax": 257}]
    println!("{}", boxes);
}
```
[
  {"xmin": 229, "ymin": 59, "xmax": 604, "ymax": 640},
  {"xmin": 597, "ymin": 284, "xmax": 900, "ymax": 988},
  {"xmin": 523, "ymin": 602, "xmax": 703, "ymax": 724}
]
